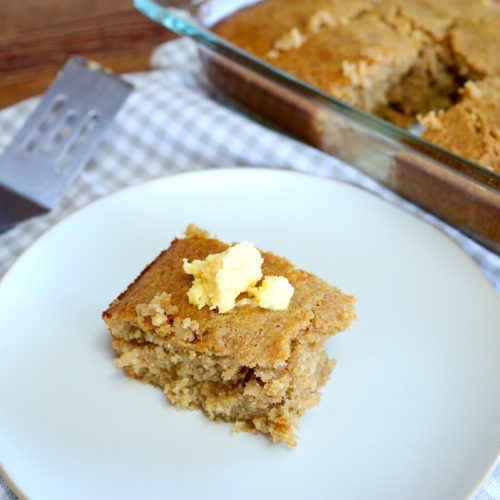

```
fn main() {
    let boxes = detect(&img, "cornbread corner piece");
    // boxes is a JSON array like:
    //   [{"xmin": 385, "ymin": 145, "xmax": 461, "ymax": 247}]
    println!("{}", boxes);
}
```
[
  {"xmin": 102, "ymin": 225, "xmax": 356, "ymax": 447},
  {"xmin": 420, "ymin": 78, "xmax": 500, "ymax": 174}
]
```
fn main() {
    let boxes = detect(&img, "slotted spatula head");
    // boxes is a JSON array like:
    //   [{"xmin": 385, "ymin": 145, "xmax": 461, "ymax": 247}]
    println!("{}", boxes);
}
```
[{"xmin": 0, "ymin": 56, "xmax": 133, "ymax": 232}]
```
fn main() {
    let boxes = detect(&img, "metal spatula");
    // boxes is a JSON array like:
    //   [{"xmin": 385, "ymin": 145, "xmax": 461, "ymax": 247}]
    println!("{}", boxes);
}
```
[{"xmin": 0, "ymin": 56, "xmax": 133, "ymax": 232}]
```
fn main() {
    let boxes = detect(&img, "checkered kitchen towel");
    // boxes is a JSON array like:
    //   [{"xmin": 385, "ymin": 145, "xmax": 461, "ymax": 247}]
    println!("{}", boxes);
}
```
[{"xmin": 0, "ymin": 38, "xmax": 499, "ymax": 499}]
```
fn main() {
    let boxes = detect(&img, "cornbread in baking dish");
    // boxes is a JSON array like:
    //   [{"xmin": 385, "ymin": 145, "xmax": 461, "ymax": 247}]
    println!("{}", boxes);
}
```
[
  {"xmin": 102, "ymin": 225, "xmax": 356, "ymax": 447},
  {"xmin": 213, "ymin": 0, "xmax": 500, "ymax": 170}
]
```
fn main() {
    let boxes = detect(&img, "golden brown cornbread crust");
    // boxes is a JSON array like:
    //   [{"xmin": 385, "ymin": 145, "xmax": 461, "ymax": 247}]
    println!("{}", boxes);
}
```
[
  {"xmin": 421, "ymin": 78, "xmax": 500, "ymax": 173},
  {"xmin": 213, "ymin": 0, "xmax": 500, "ymax": 171},
  {"xmin": 103, "ymin": 227, "xmax": 356, "ymax": 446}
]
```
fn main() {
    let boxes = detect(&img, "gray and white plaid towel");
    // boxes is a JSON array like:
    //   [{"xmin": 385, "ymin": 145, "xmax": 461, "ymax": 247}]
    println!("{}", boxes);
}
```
[{"xmin": 0, "ymin": 38, "xmax": 499, "ymax": 500}]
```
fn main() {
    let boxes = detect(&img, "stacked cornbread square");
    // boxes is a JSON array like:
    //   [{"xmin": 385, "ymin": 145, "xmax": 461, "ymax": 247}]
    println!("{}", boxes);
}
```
[{"xmin": 103, "ymin": 226, "xmax": 356, "ymax": 446}]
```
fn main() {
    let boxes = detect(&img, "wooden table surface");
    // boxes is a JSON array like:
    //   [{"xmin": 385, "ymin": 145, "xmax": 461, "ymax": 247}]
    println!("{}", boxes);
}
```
[{"xmin": 0, "ymin": 0, "xmax": 177, "ymax": 110}]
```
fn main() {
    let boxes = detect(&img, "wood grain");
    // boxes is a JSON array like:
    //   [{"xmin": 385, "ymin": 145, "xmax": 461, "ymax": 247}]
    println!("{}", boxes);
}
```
[{"xmin": 0, "ymin": 0, "xmax": 177, "ymax": 109}]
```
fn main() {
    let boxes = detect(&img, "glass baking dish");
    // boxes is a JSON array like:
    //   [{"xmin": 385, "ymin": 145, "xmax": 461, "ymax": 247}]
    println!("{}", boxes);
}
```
[{"xmin": 135, "ymin": 0, "xmax": 500, "ymax": 253}]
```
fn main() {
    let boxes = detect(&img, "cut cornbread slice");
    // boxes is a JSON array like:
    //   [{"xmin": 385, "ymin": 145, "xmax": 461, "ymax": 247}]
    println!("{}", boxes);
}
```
[
  {"xmin": 103, "ymin": 225, "xmax": 356, "ymax": 447},
  {"xmin": 421, "ymin": 78, "xmax": 500, "ymax": 174},
  {"xmin": 270, "ymin": 11, "xmax": 424, "ymax": 112},
  {"xmin": 451, "ymin": 12, "xmax": 500, "ymax": 80}
]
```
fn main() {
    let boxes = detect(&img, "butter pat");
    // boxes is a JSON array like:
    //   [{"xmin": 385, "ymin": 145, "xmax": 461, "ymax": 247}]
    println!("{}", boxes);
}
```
[
  {"xmin": 183, "ymin": 242, "xmax": 263, "ymax": 313},
  {"xmin": 248, "ymin": 276, "xmax": 294, "ymax": 311},
  {"xmin": 183, "ymin": 242, "xmax": 294, "ymax": 313}
]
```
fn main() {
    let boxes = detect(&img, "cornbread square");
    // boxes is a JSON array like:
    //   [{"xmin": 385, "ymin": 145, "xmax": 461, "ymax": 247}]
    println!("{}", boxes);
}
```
[
  {"xmin": 103, "ymin": 226, "xmax": 356, "ymax": 447},
  {"xmin": 421, "ymin": 78, "xmax": 500, "ymax": 174},
  {"xmin": 451, "ymin": 13, "xmax": 500, "ymax": 80}
]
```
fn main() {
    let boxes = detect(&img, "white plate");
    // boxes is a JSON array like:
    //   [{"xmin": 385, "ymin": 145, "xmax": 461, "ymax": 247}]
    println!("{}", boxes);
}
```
[{"xmin": 0, "ymin": 168, "xmax": 499, "ymax": 500}]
